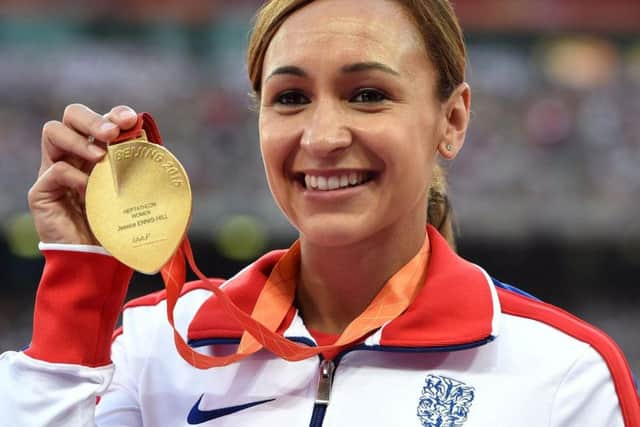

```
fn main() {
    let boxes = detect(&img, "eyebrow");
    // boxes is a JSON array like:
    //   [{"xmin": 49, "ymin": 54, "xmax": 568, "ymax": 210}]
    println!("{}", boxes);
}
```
[
  {"xmin": 266, "ymin": 65, "xmax": 308, "ymax": 81},
  {"xmin": 265, "ymin": 61, "xmax": 400, "ymax": 82},
  {"xmin": 341, "ymin": 61, "xmax": 400, "ymax": 76}
]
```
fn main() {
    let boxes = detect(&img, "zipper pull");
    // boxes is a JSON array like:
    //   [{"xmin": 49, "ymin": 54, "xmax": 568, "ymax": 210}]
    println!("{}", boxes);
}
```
[{"xmin": 315, "ymin": 359, "xmax": 335, "ymax": 405}]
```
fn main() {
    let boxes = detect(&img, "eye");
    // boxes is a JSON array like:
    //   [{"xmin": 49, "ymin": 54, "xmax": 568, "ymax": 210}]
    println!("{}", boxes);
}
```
[
  {"xmin": 350, "ymin": 88, "xmax": 387, "ymax": 103},
  {"xmin": 274, "ymin": 90, "xmax": 310, "ymax": 106}
]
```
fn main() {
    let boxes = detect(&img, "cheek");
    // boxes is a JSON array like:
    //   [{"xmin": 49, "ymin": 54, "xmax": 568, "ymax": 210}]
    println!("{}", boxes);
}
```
[
  {"xmin": 379, "ymin": 117, "xmax": 438, "ymax": 197},
  {"xmin": 259, "ymin": 115, "xmax": 283, "ymax": 172},
  {"xmin": 258, "ymin": 115, "xmax": 298, "ymax": 196},
  {"xmin": 375, "ymin": 117, "xmax": 435, "ymax": 169}
]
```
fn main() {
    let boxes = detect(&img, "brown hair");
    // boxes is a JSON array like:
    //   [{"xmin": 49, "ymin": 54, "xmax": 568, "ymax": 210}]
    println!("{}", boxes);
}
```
[{"xmin": 247, "ymin": 0, "xmax": 465, "ymax": 248}]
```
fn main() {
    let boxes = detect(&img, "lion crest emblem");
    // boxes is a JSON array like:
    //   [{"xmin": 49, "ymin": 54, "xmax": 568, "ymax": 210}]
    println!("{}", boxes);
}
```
[{"xmin": 417, "ymin": 374, "xmax": 475, "ymax": 427}]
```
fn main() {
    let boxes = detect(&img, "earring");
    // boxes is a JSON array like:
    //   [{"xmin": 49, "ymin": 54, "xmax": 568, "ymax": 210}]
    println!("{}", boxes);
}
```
[{"xmin": 445, "ymin": 143, "xmax": 453, "ymax": 152}]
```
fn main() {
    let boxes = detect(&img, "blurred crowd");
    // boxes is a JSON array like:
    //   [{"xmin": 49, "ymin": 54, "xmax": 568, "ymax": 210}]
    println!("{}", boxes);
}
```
[
  {"xmin": 2, "ymin": 5, "xmax": 640, "ymax": 246},
  {"xmin": 1, "ymin": 10, "xmax": 639, "ymax": 243},
  {"xmin": 457, "ymin": 36, "xmax": 640, "ymax": 241}
]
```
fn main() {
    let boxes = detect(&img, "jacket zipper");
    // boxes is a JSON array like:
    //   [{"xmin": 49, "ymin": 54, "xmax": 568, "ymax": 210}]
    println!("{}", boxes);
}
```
[{"xmin": 308, "ymin": 359, "xmax": 335, "ymax": 427}]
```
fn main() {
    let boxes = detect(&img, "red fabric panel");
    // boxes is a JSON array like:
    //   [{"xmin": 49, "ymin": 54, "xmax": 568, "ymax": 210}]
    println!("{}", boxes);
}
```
[
  {"xmin": 380, "ymin": 226, "xmax": 495, "ymax": 347},
  {"xmin": 25, "ymin": 250, "xmax": 133, "ymax": 367}
]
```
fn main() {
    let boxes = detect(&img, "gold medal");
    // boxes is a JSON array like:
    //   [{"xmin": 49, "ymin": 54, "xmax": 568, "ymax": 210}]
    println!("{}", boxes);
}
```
[{"xmin": 85, "ymin": 132, "xmax": 192, "ymax": 274}]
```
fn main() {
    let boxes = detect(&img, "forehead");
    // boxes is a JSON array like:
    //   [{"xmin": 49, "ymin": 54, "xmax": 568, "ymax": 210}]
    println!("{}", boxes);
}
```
[{"xmin": 264, "ymin": 0, "xmax": 427, "ymax": 75}]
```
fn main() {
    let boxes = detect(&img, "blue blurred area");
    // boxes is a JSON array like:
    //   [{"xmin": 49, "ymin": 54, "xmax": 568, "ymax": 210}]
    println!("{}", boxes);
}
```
[{"xmin": 0, "ymin": 1, "xmax": 638, "ymax": 374}]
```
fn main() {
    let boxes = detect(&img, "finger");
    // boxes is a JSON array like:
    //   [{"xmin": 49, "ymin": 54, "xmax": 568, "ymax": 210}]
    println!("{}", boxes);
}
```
[
  {"xmin": 29, "ymin": 161, "xmax": 89, "ymax": 206},
  {"xmin": 40, "ymin": 120, "xmax": 105, "ymax": 174},
  {"xmin": 103, "ymin": 105, "xmax": 138, "ymax": 130},
  {"xmin": 62, "ymin": 103, "xmax": 120, "ymax": 142}
]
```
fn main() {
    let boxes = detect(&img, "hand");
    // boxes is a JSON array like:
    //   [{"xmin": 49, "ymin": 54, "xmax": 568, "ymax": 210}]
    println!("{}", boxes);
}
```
[{"xmin": 28, "ymin": 104, "xmax": 139, "ymax": 244}]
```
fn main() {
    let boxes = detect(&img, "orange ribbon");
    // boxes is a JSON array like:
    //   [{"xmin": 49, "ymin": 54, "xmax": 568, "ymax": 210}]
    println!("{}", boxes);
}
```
[{"xmin": 162, "ymin": 237, "xmax": 428, "ymax": 368}]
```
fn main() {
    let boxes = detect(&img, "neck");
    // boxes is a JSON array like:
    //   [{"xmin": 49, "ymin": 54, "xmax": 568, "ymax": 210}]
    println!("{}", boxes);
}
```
[{"xmin": 295, "ymin": 218, "xmax": 428, "ymax": 334}]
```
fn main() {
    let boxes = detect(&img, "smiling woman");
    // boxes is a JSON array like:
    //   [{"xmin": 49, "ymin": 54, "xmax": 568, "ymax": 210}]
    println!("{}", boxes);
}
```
[
  {"xmin": 254, "ymin": 0, "xmax": 470, "ymax": 335},
  {"xmin": 0, "ymin": 0, "xmax": 639, "ymax": 426}
]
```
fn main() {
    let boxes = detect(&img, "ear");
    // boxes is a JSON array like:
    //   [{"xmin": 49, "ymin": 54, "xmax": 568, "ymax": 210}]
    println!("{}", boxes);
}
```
[{"xmin": 438, "ymin": 82, "xmax": 471, "ymax": 160}]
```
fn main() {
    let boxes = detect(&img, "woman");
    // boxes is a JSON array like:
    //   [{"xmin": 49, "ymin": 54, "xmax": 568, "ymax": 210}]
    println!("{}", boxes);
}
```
[{"xmin": 1, "ymin": 0, "xmax": 638, "ymax": 425}]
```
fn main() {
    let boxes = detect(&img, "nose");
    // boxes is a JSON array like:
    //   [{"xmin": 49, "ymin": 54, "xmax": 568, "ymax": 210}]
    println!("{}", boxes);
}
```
[{"xmin": 301, "ymin": 100, "xmax": 352, "ymax": 157}]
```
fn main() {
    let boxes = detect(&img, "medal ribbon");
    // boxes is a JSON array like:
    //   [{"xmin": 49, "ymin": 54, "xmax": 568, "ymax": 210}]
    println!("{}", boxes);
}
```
[{"xmin": 113, "ymin": 114, "xmax": 429, "ymax": 368}]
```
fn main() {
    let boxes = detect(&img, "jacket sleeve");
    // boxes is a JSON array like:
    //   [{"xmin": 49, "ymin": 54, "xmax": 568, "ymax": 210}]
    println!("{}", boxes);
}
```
[
  {"xmin": 0, "ymin": 352, "xmax": 115, "ymax": 426},
  {"xmin": 549, "ymin": 345, "xmax": 632, "ymax": 427},
  {"xmin": 94, "ymin": 332, "xmax": 144, "ymax": 425},
  {"xmin": 0, "ymin": 246, "xmax": 136, "ymax": 426}
]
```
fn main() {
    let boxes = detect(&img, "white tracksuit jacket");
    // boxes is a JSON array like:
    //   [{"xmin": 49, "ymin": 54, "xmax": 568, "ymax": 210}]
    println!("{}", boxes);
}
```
[{"xmin": 1, "ymin": 227, "xmax": 639, "ymax": 426}]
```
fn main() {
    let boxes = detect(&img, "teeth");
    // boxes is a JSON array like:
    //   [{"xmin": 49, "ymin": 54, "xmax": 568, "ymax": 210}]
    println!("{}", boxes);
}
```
[
  {"xmin": 327, "ymin": 176, "xmax": 339, "ymax": 190},
  {"xmin": 317, "ymin": 176, "xmax": 328, "ymax": 190},
  {"xmin": 304, "ymin": 172, "xmax": 369, "ymax": 191}
]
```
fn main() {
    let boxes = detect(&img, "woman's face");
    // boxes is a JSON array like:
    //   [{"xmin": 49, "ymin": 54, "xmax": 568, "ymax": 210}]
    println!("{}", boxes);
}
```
[{"xmin": 259, "ymin": 0, "xmax": 455, "ymax": 248}]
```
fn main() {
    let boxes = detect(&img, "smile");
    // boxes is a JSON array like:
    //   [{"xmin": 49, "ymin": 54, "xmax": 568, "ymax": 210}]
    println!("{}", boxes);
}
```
[{"xmin": 302, "ymin": 171, "xmax": 374, "ymax": 191}]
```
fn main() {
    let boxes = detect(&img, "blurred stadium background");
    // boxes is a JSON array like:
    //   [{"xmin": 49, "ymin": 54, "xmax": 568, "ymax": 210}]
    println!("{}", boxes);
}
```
[{"xmin": 0, "ymin": 0, "xmax": 638, "ymax": 376}]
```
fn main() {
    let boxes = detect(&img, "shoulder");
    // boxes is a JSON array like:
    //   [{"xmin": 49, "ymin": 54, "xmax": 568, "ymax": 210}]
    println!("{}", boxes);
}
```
[
  {"xmin": 492, "ymin": 278, "xmax": 640, "ymax": 425},
  {"xmin": 494, "ymin": 277, "xmax": 630, "ymax": 374},
  {"xmin": 113, "ymin": 279, "xmax": 219, "ymax": 343}
]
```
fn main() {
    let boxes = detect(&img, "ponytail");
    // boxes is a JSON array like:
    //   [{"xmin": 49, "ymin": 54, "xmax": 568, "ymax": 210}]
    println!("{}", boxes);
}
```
[{"xmin": 427, "ymin": 163, "xmax": 456, "ymax": 250}]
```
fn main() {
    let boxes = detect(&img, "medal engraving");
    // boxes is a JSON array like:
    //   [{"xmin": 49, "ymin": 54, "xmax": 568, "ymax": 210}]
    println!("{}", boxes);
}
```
[{"xmin": 85, "ymin": 139, "xmax": 192, "ymax": 274}]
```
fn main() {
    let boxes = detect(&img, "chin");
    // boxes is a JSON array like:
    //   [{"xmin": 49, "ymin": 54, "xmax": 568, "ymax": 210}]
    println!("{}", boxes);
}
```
[{"xmin": 296, "ymin": 216, "xmax": 378, "ymax": 249}]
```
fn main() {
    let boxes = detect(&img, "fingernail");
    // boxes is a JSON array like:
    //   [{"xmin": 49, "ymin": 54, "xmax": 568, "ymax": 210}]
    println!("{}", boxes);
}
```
[
  {"xmin": 119, "ymin": 110, "xmax": 137, "ymax": 120},
  {"xmin": 88, "ymin": 144, "xmax": 106, "ymax": 157},
  {"xmin": 99, "ymin": 122, "xmax": 118, "ymax": 133}
]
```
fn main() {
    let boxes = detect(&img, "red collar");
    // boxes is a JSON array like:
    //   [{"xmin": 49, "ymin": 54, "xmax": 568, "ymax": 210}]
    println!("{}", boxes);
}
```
[{"xmin": 188, "ymin": 226, "xmax": 500, "ymax": 349}]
